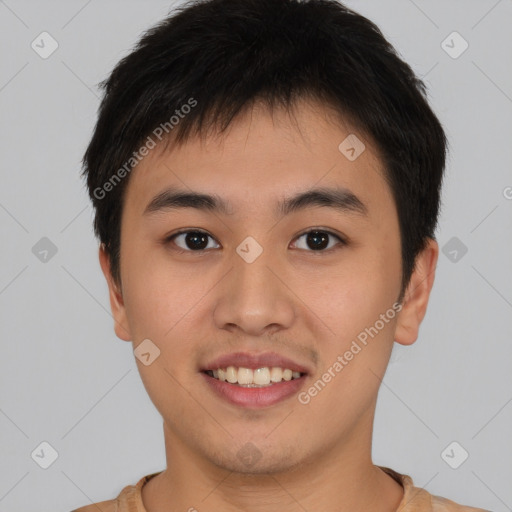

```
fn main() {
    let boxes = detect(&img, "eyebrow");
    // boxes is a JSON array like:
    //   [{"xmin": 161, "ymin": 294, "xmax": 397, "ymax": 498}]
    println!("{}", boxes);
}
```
[{"xmin": 143, "ymin": 185, "xmax": 368, "ymax": 218}]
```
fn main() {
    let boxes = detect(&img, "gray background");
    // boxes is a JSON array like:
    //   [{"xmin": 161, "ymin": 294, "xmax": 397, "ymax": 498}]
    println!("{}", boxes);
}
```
[{"xmin": 0, "ymin": 1, "xmax": 511, "ymax": 511}]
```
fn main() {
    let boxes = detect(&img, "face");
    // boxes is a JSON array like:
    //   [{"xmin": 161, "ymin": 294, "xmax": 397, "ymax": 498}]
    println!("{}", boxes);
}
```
[{"xmin": 100, "ymin": 99, "xmax": 437, "ymax": 474}]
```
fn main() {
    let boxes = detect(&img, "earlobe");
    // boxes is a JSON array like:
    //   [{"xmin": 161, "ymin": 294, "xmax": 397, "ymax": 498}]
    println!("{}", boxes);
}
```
[
  {"xmin": 98, "ymin": 244, "xmax": 132, "ymax": 342},
  {"xmin": 394, "ymin": 238, "xmax": 439, "ymax": 346}
]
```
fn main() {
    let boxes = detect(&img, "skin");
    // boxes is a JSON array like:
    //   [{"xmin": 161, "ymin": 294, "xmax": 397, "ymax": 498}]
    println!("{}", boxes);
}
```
[{"xmin": 99, "ymin": 98, "xmax": 438, "ymax": 512}]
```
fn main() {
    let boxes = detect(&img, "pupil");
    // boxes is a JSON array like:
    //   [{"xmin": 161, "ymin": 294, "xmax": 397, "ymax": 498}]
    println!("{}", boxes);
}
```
[
  {"xmin": 182, "ymin": 231, "xmax": 330, "ymax": 251},
  {"xmin": 186, "ymin": 231, "xmax": 208, "ymax": 250},
  {"xmin": 307, "ymin": 231, "xmax": 328, "ymax": 250}
]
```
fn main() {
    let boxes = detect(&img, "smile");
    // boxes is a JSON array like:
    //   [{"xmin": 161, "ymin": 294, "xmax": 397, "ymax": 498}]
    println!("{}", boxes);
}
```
[
  {"xmin": 201, "ymin": 368, "xmax": 308, "ymax": 408},
  {"xmin": 204, "ymin": 366, "xmax": 304, "ymax": 387}
]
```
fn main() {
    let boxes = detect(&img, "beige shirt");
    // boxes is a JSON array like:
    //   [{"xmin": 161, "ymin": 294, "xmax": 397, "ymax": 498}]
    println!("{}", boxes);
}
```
[{"xmin": 71, "ymin": 466, "xmax": 490, "ymax": 512}]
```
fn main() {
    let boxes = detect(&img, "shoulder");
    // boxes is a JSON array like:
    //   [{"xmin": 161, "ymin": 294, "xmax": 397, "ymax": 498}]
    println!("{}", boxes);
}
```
[
  {"xmin": 406, "ymin": 479, "xmax": 491, "ymax": 511},
  {"xmin": 430, "ymin": 492, "xmax": 492, "ymax": 512},
  {"xmin": 69, "ymin": 472, "xmax": 161, "ymax": 512},
  {"xmin": 378, "ymin": 466, "xmax": 490, "ymax": 512},
  {"xmin": 69, "ymin": 472, "xmax": 162, "ymax": 512},
  {"xmin": 70, "ymin": 497, "xmax": 117, "ymax": 512}
]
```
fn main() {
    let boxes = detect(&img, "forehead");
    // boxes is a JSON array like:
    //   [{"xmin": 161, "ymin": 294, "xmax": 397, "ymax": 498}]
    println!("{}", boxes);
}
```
[{"xmin": 123, "ymin": 99, "xmax": 393, "ymax": 221}]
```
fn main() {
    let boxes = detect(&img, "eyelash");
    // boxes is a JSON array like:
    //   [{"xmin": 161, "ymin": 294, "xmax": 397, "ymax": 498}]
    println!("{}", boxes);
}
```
[{"xmin": 164, "ymin": 228, "xmax": 347, "ymax": 255}]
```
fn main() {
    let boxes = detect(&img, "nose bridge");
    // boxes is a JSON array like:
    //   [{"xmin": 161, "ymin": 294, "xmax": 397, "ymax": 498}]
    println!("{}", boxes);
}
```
[
  {"xmin": 232, "ymin": 235, "xmax": 279, "ymax": 308},
  {"xmin": 213, "ymin": 235, "xmax": 295, "ymax": 334},
  {"xmin": 235, "ymin": 241, "xmax": 273, "ymax": 293}
]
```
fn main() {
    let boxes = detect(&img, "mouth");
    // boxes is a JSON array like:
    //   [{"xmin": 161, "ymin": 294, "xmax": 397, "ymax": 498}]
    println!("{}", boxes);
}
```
[
  {"xmin": 199, "ymin": 352, "xmax": 310, "ymax": 408},
  {"xmin": 202, "ymin": 367, "xmax": 306, "ymax": 387}
]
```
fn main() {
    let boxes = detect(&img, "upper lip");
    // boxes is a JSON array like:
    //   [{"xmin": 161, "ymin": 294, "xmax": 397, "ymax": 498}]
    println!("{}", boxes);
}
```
[{"xmin": 201, "ymin": 351, "xmax": 311, "ymax": 374}]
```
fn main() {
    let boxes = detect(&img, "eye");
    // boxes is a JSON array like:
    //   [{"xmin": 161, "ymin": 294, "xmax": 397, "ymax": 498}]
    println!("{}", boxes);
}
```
[
  {"xmin": 164, "ymin": 228, "xmax": 346, "ymax": 253},
  {"xmin": 291, "ymin": 229, "xmax": 346, "ymax": 252},
  {"xmin": 167, "ymin": 229, "xmax": 220, "ymax": 252}
]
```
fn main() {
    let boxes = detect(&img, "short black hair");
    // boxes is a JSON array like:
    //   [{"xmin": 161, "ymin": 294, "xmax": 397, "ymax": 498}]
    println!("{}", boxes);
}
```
[{"xmin": 82, "ymin": 0, "xmax": 447, "ymax": 302}]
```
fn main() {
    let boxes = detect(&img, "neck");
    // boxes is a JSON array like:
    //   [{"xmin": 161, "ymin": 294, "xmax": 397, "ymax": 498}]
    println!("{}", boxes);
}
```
[{"xmin": 141, "ymin": 409, "xmax": 404, "ymax": 512}]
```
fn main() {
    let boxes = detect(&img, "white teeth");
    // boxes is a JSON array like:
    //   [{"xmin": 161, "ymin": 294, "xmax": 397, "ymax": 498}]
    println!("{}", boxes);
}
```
[
  {"xmin": 226, "ymin": 366, "xmax": 238, "ymax": 383},
  {"xmin": 208, "ymin": 366, "xmax": 303, "ymax": 386},
  {"xmin": 237, "ymin": 367, "xmax": 253, "ymax": 385},
  {"xmin": 270, "ymin": 367, "xmax": 283, "ymax": 382},
  {"xmin": 253, "ymin": 367, "xmax": 270, "ymax": 385}
]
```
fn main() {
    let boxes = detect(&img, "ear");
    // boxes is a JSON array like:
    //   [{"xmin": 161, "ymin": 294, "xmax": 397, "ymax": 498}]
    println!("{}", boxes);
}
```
[
  {"xmin": 394, "ymin": 238, "xmax": 439, "ymax": 346},
  {"xmin": 98, "ymin": 244, "xmax": 132, "ymax": 342}
]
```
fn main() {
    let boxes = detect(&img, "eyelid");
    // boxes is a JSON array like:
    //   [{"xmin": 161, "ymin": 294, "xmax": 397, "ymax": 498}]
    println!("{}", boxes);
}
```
[
  {"xmin": 165, "ymin": 228, "xmax": 220, "ymax": 253},
  {"xmin": 164, "ymin": 227, "xmax": 347, "ymax": 252},
  {"xmin": 290, "ymin": 228, "xmax": 346, "ymax": 251}
]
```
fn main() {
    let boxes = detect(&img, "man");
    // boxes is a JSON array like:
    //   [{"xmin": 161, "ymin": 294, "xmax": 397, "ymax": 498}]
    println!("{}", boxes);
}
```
[{"xmin": 73, "ymin": 0, "xmax": 489, "ymax": 510}]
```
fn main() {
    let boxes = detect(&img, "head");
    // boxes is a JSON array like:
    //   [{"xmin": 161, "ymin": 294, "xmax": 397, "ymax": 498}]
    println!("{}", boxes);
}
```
[{"xmin": 82, "ymin": 0, "xmax": 446, "ymax": 474}]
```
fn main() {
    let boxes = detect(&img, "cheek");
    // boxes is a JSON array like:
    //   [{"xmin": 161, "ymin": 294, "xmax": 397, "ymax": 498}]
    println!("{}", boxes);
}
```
[
  {"xmin": 296, "ymin": 267, "xmax": 399, "ymax": 424},
  {"xmin": 120, "ymin": 240, "xmax": 202, "ymax": 340},
  {"xmin": 303, "ymin": 257, "xmax": 396, "ymax": 333},
  {"xmin": 297, "ymin": 244, "xmax": 400, "ymax": 383},
  {"xmin": 121, "ymin": 251, "xmax": 216, "ymax": 397}
]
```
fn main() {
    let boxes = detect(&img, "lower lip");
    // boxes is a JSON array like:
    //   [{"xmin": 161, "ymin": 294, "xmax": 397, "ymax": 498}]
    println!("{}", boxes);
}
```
[{"xmin": 201, "ymin": 372, "xmax": 307, "ymax": 408}]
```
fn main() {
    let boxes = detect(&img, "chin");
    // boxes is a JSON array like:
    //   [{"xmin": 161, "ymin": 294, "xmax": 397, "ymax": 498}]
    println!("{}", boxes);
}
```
[{"xmin": 206, "ymin": 442, "xmax": 305, "ymax": 475}]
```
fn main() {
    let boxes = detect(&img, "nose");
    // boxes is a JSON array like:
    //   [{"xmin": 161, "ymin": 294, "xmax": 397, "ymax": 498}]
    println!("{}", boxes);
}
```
[{"xmin": 213, "ymin": 244, "xmax": 296, "ymax": 336}]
